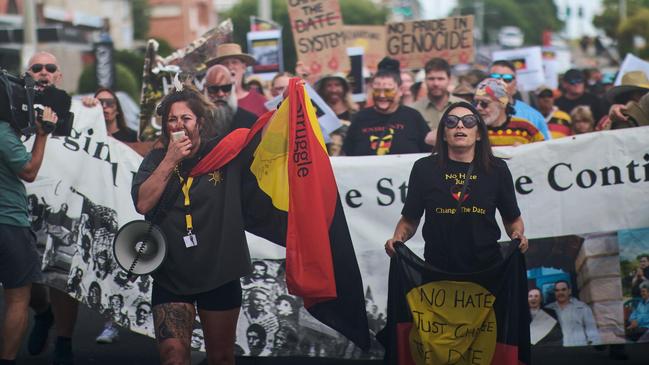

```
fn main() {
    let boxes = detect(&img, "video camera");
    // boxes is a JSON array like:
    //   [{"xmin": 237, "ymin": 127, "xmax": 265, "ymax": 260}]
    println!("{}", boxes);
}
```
[{"xmin": 0, "ymin": 69, "xmax": 74, "ymax": 137}]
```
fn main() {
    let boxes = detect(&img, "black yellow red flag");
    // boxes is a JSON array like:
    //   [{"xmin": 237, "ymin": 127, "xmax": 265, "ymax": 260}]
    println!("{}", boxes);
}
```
[
  {"xmin": 378, "ymin": 243, "xmax": 530, "ymax": 364},
  {"xmin": 190, "ymin": 78, "xmax": 370, "ymax": 349}
]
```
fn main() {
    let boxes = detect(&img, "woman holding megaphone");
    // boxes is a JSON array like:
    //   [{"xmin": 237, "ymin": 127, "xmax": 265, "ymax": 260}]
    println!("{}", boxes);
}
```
[{"xmin": 131, "ymin": 85, "xmax": 258, "ymax": 365}]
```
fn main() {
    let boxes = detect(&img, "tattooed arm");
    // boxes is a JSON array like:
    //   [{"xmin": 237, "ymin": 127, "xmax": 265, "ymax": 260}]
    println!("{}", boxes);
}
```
[{"xmin": 384, "ymin": 215, "xmax": 420, "ymax": 257}]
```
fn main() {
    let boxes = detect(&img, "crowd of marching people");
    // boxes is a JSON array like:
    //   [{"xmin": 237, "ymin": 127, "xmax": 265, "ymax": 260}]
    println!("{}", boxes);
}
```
[{"xmin": 2, "ymin": 36, "xmax": 649, "ymax": 365}]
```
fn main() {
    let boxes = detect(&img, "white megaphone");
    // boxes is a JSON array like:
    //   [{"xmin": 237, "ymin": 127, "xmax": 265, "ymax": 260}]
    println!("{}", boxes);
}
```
[{"xmin": 113, "ymin": 220, "xmax": 167, "ymax": 276}]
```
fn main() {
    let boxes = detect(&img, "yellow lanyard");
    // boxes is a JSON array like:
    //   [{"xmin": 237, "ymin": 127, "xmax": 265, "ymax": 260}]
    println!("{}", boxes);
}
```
[{"xmin": 176, "ymin": 170, "xmax": 194, "ymax": 234}]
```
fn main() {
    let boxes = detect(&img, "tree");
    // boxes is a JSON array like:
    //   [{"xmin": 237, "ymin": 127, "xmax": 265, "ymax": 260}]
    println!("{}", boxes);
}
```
[
  {"xmin": 617, "ymin": 8, "xmax": 649, "ymax": 59},
  {"xmin": 456, "ymin": 0, "xmax": 563, "ymax": 45},
  {"xmin": 132, "ymin": 0, "xmax": 150, "ymax": 40},
  {"xmin": 222, "ymin": 0, "xmax": 388, "ymax": 73},
  {"xmin": 77, "ymin": 63, "xmax": 140, "ymax": 100},
  {"xmin": 594, "ymin": 0, "xmax": 649, "ymax": 39}
]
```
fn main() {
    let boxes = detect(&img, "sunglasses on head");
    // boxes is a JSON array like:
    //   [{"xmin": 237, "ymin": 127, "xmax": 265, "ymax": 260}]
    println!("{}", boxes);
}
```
[
  {"xmin": 489, "ymin": 73, "xmax": 515, "ymax": 83},
  {"xmin": 444, "ymin": 114, "xmax": 479, "ymax": 129},
  {"xmin": 372, "ymin": 88, "xmax": 397, "ymax": 98},
  {"xmin": 30, "ymin": 63, "xmax": 58, "ymax": 73},
  {"xmin": 206, "ymin": 84, "xmax": 233, "ymax": 94},
  {"xmin": 98, "ymin": 98, "xmax": 116, "ymax": 108},
  {"xmin": 472, "ymin": 99, "xmax": 491, "ymax": 109}
]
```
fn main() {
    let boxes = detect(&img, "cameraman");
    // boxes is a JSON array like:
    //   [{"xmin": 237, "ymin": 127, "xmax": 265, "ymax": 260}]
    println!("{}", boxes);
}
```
[{"xmin": 0, "ymin": 107, "xmax": 57, "ymax": 365}]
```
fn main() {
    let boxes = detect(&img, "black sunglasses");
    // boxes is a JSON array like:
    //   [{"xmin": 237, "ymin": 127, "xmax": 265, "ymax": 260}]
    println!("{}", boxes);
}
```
[
  {"xmin": 444, "ymin": 114, "xmax": 479, "ymax": 129},
  {"xmin": 30, "ymin": 63, "xmax": 58, "ymax": 73},
  {"xmin": 472, "ymin": 100, "xmax": 491, "ymax": 109},
  {"xmin": 489, "ymin": 73, "xmax": 515, "ymax": 83},
  {"xmin": 206, "ymin": 84, "xmax": 233, "ymax": 94},
  {"xmin": 98, "ymin": 98, "xmax": 116, "ymax": 107}
]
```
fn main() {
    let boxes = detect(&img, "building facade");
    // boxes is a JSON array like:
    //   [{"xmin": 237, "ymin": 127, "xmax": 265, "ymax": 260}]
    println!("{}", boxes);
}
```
[{"xmin": 148, "ymin": 0, "xmax": 216, "ymax": 50}]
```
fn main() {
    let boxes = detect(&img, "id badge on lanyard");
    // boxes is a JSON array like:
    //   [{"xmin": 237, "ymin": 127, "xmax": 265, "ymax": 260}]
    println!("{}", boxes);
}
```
[{"xmin": 178, "ymin": 171, "xmax": 198, "ymax": 248}]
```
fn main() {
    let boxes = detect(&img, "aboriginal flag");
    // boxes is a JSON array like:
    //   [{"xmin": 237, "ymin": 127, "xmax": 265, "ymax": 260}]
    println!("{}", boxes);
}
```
[
  {"xmin": 189, "ymin": 78, "xmax": 370, "ymax": 349},
  {"xmin": 378, "ymin": 243, "xmax": 530, "ymax": 365}
]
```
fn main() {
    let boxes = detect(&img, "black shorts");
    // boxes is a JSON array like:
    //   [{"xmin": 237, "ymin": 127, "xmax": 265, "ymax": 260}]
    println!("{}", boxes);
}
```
[
  {"xmin": 0, "ymin": 223, "xmax": 42, "ymax": 289},
  {"xmin": 152, "ymin": 280, "xmax": 242, "ymax": 311}
]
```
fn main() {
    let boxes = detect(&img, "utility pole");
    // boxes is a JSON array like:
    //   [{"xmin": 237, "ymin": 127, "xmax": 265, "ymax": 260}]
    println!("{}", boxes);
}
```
[
  {"xmin": 22, "ymin": 0, "xmax": 37, "ymax": 71},
  {"xmin": 619, "ymin": 0, "xmax": 627, "ymax": 21},
  {"xmin": 258, "ymin": 0, "xmax": 272, "ymax": 20}
]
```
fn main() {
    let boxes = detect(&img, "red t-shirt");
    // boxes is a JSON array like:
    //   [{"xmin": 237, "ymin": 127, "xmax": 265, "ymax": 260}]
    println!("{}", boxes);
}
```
[{"xmin": 238, "ymin": 90, "xmax": 269, "ymax": 117}]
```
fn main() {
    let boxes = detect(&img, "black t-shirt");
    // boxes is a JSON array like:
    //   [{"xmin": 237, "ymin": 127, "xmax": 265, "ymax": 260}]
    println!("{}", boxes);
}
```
[
  {"xmin": 555, "ymin": 92, "xmax": 605, "ymax": 121},
  {"xmin": 401, "ymin": 154, "xmax": 521, "ymax": 273},
  {"xmin": 342, "ymin": 106, "xmax": 431, "ymax": 156},
  {"xmin": 131, "ymin": 139, "xmax": 254, "ymax": 295},
  {"xmin": 232, "ymin": 107, "xmax": 258, "ymax": 130},
  {"xmin": 112, "ymin": 127, "xmax": 138, "ymax": 142}
]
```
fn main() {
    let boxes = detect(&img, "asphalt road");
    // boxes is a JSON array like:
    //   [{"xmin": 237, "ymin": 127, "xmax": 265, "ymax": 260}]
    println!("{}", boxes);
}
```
[{"xmin": 3, "ymin": 297, "xmax": 647, "ymax": 365}]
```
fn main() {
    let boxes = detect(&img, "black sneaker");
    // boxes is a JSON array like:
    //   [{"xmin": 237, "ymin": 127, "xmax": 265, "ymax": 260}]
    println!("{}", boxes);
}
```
[
  {"xmin": 52, "ymin": 337, "xmax": 74, "ymax": 365},
  {"xmin": 27, "ymin": 306, "xmax": 54, "ymax": 355}
]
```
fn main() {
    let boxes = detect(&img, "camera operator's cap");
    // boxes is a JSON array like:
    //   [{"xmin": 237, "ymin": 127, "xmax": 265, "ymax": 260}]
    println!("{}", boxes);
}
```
[
  {"xmin": 206, "ymin": 43, "xmax": 256, "ymax": 68},
  {"xmin": 534, "ymin": 85, "xmax": 555, "ymax": 98},
  {"xmin": 563, "ymin": 69, "xmax": 585, "ymax": 84},
  {"xmin": 475, "ymin": 78, "xmax": 510, "ymax": 107},
  {"xmin": 605, "ymin": 70, "xmax": 649, "ymax": 103},
  {"xmin": 316, "ymin": 73, "xmax": 350, "ymax": 94}
]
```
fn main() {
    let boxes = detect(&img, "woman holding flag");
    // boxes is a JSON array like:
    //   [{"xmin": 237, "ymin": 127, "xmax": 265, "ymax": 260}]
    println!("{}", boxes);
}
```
[
  {"xmin": 384, "ymin": 100, "xmax": 528, "ymax": 270},
  {"xmin": 131, "ymin": 86, "xmax": 259, "ymax": 365}
]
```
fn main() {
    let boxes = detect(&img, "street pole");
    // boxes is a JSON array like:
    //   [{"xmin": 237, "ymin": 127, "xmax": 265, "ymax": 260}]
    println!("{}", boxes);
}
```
[
  {"xmin": 620, "ymin": 0, "xmax": 627, "ymax": 21},
  {"xmin": 258, "ymin": 0, "xmax": 272, "ymax": 20},
  {"xmin": 22, "ymin": 0, "xmax": 37, "ymax": 70}
]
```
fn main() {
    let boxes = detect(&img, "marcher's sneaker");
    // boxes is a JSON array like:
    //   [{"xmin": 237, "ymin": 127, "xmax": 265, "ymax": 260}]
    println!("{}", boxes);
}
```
[
  {"xmin": 52, "ymin": 336, "xmax": 73, "ymax": 365},
  {"xmin": 95, "ymin": 324, "xmax": 119, "ymax": 344},
  {"xmin": 27, "ymin": 305, "xmax": 54, "ymax": 355}
]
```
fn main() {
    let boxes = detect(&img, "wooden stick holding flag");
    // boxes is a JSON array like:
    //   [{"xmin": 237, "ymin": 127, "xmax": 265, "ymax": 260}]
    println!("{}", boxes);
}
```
[{"xmin": 190, "ymin": 78, "xmax": 370, "ymax": 349}]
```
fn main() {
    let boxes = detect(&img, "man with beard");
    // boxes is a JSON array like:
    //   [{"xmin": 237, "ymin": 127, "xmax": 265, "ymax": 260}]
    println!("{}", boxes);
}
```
[
  {"xmin": 203, "ymin": 64, "xmax": 258, "ymax": 137},
  {"xmin": 206, "ymin": 43, "xmax": 268, "ymax": 117},
  {"xmin": 546, "ymin": 280, "xmax": 601, "ymax": 346},
  {"xmin": 473, "ymin": 78, "xmax": 544, "ymax": 146},
  {"xmin": 315, "ymin": 73, "xmax": 356, "ymax": 123},
  {"xmin": 411, "ymin": 58, "xmax": 463, "ymax": 133},
  {"xmin": 343, "ymin": 57, "xmax": 430, "ymax": 156}
]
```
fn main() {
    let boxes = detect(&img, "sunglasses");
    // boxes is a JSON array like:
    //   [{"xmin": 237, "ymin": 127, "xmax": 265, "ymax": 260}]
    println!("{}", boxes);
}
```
[
  {"xmin": 444, "ymin": 114, "xmax": 479, "ymax": 129},
  {"xmin": 566, "ymin": 79, "xmax": 584, "ymax": 85},
  {"xmin": 372, "ymin": 88, "xmax": 397, "ymax": 98},
  {"xmin": 30, "ymin": 63, "xmax": 58, "ymax": 73},
  {"xmin": 472, "ymin": 99, "xmax": 491, "ymax": 109},
  {"xmin": 206, "ymin": 84, "xmax": 233, "ymax": 94},
  {"xmin": 489, "ymin": 73, "xmax": 515, "ymax": 83},
  {"xmin": 98, "ymin": 98, "xmax": 116, "ymax": 108}
]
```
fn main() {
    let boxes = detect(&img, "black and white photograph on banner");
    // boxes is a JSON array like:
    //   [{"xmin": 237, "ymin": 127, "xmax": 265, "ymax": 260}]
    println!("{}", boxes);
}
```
[
  {"xmin": 525, "ymin": 234, "xmax": 626, "ymax": 347},
  {"xmin": 618, "ymin": 228, "xmax": 649, "ymax": 343}
]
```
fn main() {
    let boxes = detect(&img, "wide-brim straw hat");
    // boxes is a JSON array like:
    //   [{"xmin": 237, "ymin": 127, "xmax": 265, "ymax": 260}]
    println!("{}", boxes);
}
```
[
  {"xmin": 606, "ymin": 70, "xmax": 649, "ymax": 103},
  {"xmin": 206, "ymin": 43, "xmax": 256, "ymax": 67}
]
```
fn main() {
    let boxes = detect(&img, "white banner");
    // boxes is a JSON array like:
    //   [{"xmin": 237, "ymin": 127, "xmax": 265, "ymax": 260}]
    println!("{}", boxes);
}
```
[
  {"xmin": 24, "ymin": 109, "xmax": 649, "ymax": 355},
  {"xmin": 492, "ymin": 46, "xmax": 545, "ymax": 91}
]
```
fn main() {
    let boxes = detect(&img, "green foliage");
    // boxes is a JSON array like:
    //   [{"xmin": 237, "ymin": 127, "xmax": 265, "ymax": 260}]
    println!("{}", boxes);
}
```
[
  {"xmin": 154, "ymin": 38, "xmax": 175, "ymax": 58},
  {"xmin": 456, "ymin": 0, "xmax": 563, "ymax": 45},
  {"xmin": 617, "ymin": 8, "xmax": 649, "ymax": 59},
  {"xmin": 132, "ymin": 0, "xmax": 150, "ymax": 40},
  {"xmin": 222, "ymin": 0, "xmax": 388, "ymax": 73},
  {"xmin": 77, "ymin": 63, "xmax": 140, "ymax": 100},
  {"xmin": 114, "ymin": 49, "xmax": 144, "ymax": 87},
  {"xmin": 594, "ymin": 0, "xmax": 649, "ymax": 39}
]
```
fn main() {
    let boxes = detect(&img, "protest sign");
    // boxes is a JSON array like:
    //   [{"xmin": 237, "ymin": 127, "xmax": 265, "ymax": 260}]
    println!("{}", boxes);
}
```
[
  {"xmin": 614, "ymin": 53, "xmax": 649, "ymax": 85},
  {"xmin": 386, "ymin": 16, "xmax": 474, "ymax": 70},
  {"xmin": 492, "ymin": 46, "xmax": 545, "ymax": 91},
  {"xmin": 347, "ymin": 47, "xmax": 365, "ymax": 102},
  {"xmin": 542, "ymin": 47, "xmax": 572, "ymax": 89},
  {"xmin": 286, "ymin": 0, "xmax": 349, "ymax": 77},
  {"xmin": 247, "ymin": 29, "xmax": 283, "ymax": 80},
  {"xmin": 342, "ymin": 25, "xmax": 386, "ymax": 72}
]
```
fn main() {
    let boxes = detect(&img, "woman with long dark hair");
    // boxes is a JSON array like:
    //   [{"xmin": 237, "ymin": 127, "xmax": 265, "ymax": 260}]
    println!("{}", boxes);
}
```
[{"xmin": 384, "ymin": 101, "xmax": 528, "ymax": 272}]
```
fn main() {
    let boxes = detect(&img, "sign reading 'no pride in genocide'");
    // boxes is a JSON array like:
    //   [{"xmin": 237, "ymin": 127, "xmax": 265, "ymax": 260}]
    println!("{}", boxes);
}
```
[
  {"xmin": 287, "ymin": 0, "xmax": 349, "ymax": 78},
  {"xmin": 386, "ymin": 15, "xmax": 474, "ymax": 70}
]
